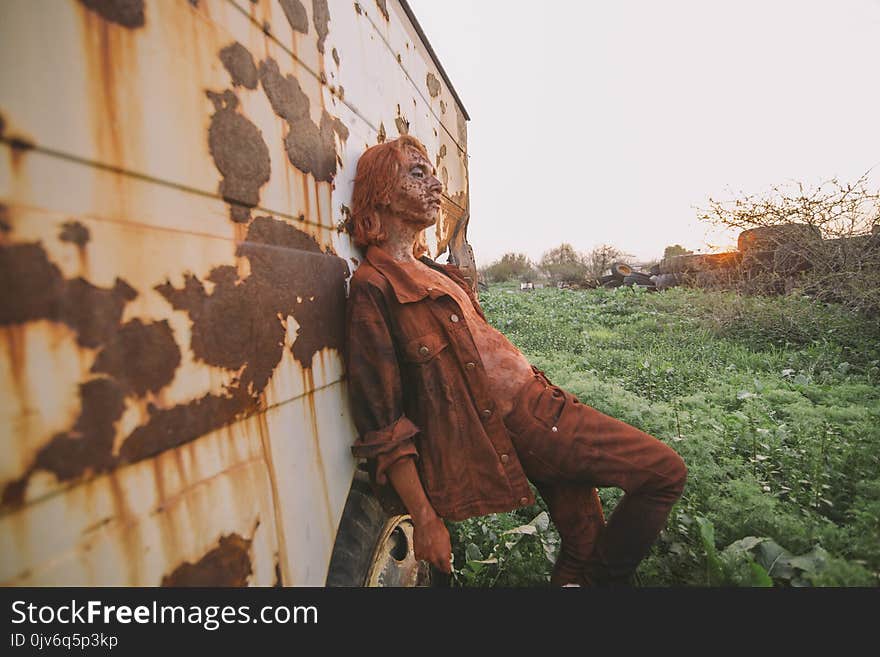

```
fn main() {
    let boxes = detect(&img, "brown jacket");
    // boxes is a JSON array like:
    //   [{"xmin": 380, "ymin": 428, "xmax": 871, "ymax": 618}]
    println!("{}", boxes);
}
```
[{"xmin": 344, "ymin": 244, "xmax": 535, "ymax": 521}]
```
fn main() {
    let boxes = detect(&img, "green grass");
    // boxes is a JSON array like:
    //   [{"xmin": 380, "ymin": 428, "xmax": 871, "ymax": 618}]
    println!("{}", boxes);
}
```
[{"xmin": 447, "ymin": 285, "xmax": 880, "ymax": 586}]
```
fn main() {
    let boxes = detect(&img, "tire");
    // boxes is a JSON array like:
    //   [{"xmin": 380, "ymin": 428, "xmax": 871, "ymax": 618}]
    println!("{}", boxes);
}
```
[
  {"xmin": 610, "ymin": 262, "xmax": 632, "ymax": 280},
  {"xmin": 623, "ymin": 272, "xmax": 653, "ymax": 286},
  {"xmin": 326, "ymin": 471, "xmax": 435, "ymax": 587}
]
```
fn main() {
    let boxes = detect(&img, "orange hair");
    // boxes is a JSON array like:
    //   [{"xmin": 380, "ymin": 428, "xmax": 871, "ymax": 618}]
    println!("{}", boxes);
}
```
[{"xmin": 350, "ymin": 135, "xmax": 431, "ymax": 258}]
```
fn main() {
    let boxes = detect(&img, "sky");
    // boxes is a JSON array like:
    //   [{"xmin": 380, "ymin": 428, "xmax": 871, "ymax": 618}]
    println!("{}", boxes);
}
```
[{"xmin": 406, "ymin": 0, "xmax": 880, "ymax": 267}]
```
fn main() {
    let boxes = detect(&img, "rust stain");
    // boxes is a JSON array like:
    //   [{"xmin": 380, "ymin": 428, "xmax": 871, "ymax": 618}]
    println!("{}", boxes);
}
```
[
  {"xmin": 258, "ymin": 57, "xmax": 349, "ymax": 183},
  {"xmin": 0, "ymin": 204, "xmax": 10, "ymax": 234},
  {"xmin": 115, "ymin": 216, "xmax": 349, "ymax": 462},
  {"xmin": 436, "ymin": 191, "xmax": 468, "ymax": 257},
  {"xmin": 440, "ymin": 99, "xmax": 446, "ymax": 115},
  {"xmin": 435, "ymin": 143, "xmax": 446, "ymax": 168},
  {"xmin": 301, "ymin": 368, "xmax": 334, "ymax": 532},
  {"xmin": 279, "ymin": 0, "xmax": 309, "ymax": 34},
  {"xmin": 90, "ymin": 318, "xmax": 180, "ymax": 396},
  {"xmin": 395, "ymin": 116, "xmax": 409, "ymax": 136},
  {"xmin": 219, "ymin": 42, "xmax": 258, "ymax": 90},
  {"xmin": 375, "ymin": 0, "xmax": 389, "ymax": 21},
  {"xmin": 455, "ymin": 102, "xmax": 467, "ymax": 146},
  {"xmin": 118, "ymin": 380, "xmax": 256, "ymax": 464},
  {"xmin": 77, "ymin": 0, "xmax": 145, "ymax": 29},
  {"xmin": 151, "ymin": 455, "xmax": 167, "ymax": 511},
  {"xmin": 0, "ymin": 242, "xmax": 137, "ymax": 348},
  {"xmin": 206, "ymin": 89, "xmax": 271, "ymax": 223},
  {"xmin": 157, "ymin": 217, "xmax": 349, "ymax": 376},
  {"xmin": 107, "ymin": 471, "xmax": 141, "ymax": 584},
  {"xmin": 312, "ymin": 0, "xmax": 330, "ymax": 54},
  {"xmin": 376, "ymin": 121, "xmax": 386, "ymax": 143},
  {"xmin": 300, "ymin": 176, "xmax": 311, "ymax": 225},
  {"xmin": 3, "ymin": 378, "xmax": 126, "ymax": 507},
  {"xmin": 3, "ymin": 325, "xmax": 29, "ymax": 421},
  {"xmin": 161, "ymin": 533, "xmax": 253, "ymax": 586},
  {"xmin": 60, "ymin": 219, "xmax": 91, "ymax": 273},
  {"xmin": 337, "ymin": 203, "xmax": 353, "ymax": 236},
  {"xmin": 426, "ymin": 72, "xmax": 441, "ymax": 98},
  {"xmin": 254, "ymin": 406, "xmax": 290, "ymax": 587},
  {"xmin": 6, "ymin": 131, "xmax": 35, "ymax": 174},
  {"xmin": 331, "ymin": 47, "xmax": 340, "ymax": 67},
  {"xmin": 78, "ymin": 4, "xmax": 128, "ymax": 179},
  {"xmin": 58, "ymin": 221, "xmax": 90, "ymax": 247}
]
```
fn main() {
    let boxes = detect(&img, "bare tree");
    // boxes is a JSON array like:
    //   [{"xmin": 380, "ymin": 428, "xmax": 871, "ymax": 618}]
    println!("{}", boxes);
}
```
[{"xmin": 585, "ymin": 244, "xmax": 626, "ymax": 279}]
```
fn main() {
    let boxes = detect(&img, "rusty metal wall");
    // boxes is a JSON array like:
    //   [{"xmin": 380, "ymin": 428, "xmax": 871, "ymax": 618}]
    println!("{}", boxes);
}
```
[{"xmin": 0, "ymin": 0, "xmax": 470, "ymax": 586}]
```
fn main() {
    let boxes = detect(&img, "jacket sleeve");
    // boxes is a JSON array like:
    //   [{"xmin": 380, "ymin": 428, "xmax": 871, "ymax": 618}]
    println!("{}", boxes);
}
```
[{"xmin": 345, "ymin": 278, "xmax": 419, "ymax": 486}]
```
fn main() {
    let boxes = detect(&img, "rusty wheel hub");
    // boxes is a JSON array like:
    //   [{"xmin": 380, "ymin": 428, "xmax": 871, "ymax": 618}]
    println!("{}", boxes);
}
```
[{"xmin": 364, "ymin": 515, "xmax": 432, "ymax": 587}]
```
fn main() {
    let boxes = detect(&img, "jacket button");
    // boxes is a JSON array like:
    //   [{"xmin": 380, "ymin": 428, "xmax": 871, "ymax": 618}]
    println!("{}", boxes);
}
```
[
  {"xmin": 500, "ymin": 454, "xmax": 509, "ymax": 464},
  {"xmin": 520, "ymin": 497, "xmax": 529, "ymax": 505},
  {"xmin": 450, "ymin": 314, "xmax": 459, "ymax": 322},
  {"xmin": 551, "ymin": 426, "xmax": 558, "ymax": 432},
  {"xmin": 419, "ymin": 345, "xmax": 430, "ymax": 356},
  {"xmin": 465, "ymin": 361, "xmax": 476, "ymax": 370},
  {"xmin": 426, "ymin": 286, "xmax": 433, "ymax": 291},
  {"xmin": 482, "ymin": 408, "xmax": 492, "ymax": 418}
]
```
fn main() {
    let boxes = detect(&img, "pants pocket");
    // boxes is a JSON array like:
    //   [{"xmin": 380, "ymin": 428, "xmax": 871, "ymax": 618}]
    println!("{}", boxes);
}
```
[
  {"xmin": 508, "ymin": 424, "xmax": 569, "ymax": 483},
  {"xmin": 530, "ymin": 385, "xmax": 567, "ymax": 430}
]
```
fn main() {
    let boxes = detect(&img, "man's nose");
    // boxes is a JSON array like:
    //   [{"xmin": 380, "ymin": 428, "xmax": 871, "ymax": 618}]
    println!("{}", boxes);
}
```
[{"xmin": 428, "ymin": 176, "xmax": 443, "ymax": 193}]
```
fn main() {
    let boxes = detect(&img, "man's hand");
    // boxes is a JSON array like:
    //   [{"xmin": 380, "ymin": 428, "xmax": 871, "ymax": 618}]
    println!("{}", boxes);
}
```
[
  {"xmin": 385, "ymin": 457, "xmax": 452, "ymax": 574},
  {"xmin": 412, "ymin": 514, "xmax": 452, "ymax": 574}
]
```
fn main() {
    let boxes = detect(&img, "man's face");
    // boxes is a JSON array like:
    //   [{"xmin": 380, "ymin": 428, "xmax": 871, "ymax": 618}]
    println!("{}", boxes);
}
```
[{"xmin": 388, "ymin": 146, "xmax": 443, "ymax": 228}]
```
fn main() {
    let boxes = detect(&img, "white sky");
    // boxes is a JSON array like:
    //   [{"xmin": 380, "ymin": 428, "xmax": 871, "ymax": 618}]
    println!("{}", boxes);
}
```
[{"xmin": 407, "ymin": 0, "xmax": 880, "ymax": 267}]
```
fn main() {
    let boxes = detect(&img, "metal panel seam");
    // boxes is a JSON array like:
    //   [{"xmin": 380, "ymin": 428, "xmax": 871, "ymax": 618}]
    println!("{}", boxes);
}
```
[{"xmin": 0, "ymin": 139, "xmax": 337, "ymax": 238}]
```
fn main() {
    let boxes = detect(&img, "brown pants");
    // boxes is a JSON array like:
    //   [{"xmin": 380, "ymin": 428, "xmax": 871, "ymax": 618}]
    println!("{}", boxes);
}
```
[{"xmin": 502, "ymin": 366, "xmax": 687, "ymax": 586}]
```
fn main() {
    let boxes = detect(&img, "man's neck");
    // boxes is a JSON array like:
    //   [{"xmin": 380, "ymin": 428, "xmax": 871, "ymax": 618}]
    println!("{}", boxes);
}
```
[{"xmin": 376, "ymin": 212, "xmax": 430, "ymax": 264}]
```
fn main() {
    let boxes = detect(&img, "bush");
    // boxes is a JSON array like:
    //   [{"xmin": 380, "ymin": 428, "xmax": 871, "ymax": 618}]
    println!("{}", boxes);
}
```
[{"xmin": 480, "ymin": 252, "xmax": 537, "ymax": 283}]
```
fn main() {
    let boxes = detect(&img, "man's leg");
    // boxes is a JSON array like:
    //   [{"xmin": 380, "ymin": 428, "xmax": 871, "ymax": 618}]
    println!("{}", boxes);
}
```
[
  {"xmin": 533, "ymin": 480, "xmax": 605, "ymax": 586},
  {"xmin": 505, "ymin": 368, "xmax": 687, "ymax": 586}
]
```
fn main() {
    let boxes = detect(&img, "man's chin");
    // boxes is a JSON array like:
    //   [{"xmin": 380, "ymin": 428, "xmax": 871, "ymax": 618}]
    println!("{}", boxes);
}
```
[{"xmin": 406, "ymin": 214, "xmax": 438, "ymax": 229}]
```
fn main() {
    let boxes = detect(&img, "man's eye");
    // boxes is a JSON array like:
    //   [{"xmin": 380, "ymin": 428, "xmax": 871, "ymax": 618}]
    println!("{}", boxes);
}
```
[{"xmin": 411, "ymin": 169, "xmax": 424, "ymax": 178}]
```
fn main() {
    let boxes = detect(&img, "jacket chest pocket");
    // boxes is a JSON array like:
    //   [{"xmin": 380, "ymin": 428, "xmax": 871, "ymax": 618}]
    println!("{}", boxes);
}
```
[{"xmin": 402, "ymin": 331, "xmax": 449, "ymax": 364}]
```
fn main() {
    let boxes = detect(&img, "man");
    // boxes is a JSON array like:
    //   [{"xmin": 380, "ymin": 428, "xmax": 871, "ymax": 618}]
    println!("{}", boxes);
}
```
[{"xmin": 344, "ymin": 135, "xmax": 687, "ymax": 586}]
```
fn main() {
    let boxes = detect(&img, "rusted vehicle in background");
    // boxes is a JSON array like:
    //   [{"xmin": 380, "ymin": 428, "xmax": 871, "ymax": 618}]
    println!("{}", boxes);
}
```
[
  {"xmin": 652, "ymin": 224, "xmax": 875, "ymax": 292},
  {"xmin": 0, "ymin": 0, "xmax": 473, "ymax": 586}
]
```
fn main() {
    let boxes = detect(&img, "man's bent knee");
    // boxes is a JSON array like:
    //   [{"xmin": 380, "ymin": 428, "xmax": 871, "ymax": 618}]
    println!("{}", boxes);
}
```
[{"xmin": 665, "ymin": 451, "xmax": 687, "ymax": 498}]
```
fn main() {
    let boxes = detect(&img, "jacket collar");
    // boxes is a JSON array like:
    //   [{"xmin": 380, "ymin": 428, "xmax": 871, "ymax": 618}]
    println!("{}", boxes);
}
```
[{"xmin": 366, "ymin": 244, "xmax": 458, "ymax": 304}]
